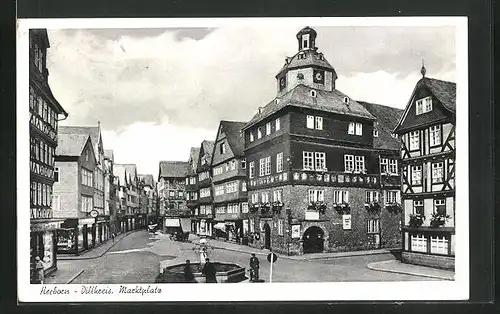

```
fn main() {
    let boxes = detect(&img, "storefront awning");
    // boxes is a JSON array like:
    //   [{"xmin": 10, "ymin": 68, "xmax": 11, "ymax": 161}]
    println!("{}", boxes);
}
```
[{"xmin": 213, "ymin": 223, "xmax": 226, "ymax": 231}]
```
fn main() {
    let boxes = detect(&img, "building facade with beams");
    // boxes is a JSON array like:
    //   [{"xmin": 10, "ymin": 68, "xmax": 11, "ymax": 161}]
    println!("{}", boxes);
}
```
[
  {"xmin": 58, "ymin": 124, "xmax": 110, "ymax": 245},
  {"xmin": 114, "ymin": 164, "xmax": 144, "ymax": 231},
  {"xmin": 393, "ymin": 72, "xmax": 456, "ymax": 270},
  {"xmin": 29, "ymin": 29, "xmax": 69, "ymax": 281},
  {"xmin": 242, "ymin": 27, "xmax": 402, "ymax": 255},
  {"xmin": 52, "ymin": 133, "xmax": 97, "ymax": 255},
  {"xmin": 193, "ymin": 140, "xmax": 215, "ymax": 237},
  {"xmin": 138, "ymin": 174, "xmax": 158, "ymax": 226},
  {"xmin": 157, "ymin": 161, "xmax": 189, "ymax": 230},
  {"xmin": 211, "ymin": 121, "xmax": 249, "ymax": 243},
  {"xmin": 104, "ymin": 150, "xmax": 119, "ymax": 234},
  {"xmin": 185, "ymin": 147, "xmax": 201, "ymax": 234}
]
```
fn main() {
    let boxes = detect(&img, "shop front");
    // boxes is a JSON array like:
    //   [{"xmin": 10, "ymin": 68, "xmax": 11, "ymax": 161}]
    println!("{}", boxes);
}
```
[
  {"xmin": 57, "ymin": 218, "xmax": 96, "ymax": 254},
  {"xmin": 96, "ymin": 216, "xmax": 110, "ymax": 245},
  {"xmin": 30, "ymin": 220, "xmax": 62, "ymax": 283}
]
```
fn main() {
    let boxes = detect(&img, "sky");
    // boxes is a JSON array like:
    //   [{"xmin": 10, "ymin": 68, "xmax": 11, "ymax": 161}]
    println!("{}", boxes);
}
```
[{"xmin": 45, "ymin": 24, "xmax": 456, "ymax": 177}]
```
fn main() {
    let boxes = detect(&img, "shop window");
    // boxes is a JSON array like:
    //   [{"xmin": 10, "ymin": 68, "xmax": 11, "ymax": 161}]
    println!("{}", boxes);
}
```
[
  {"xmin": 411, "ymin": 234, "xmax": 427, "ymax": 253},
  {"xmin": 430, "ymin": 236, "xmax": 448, "ymax": 254}
]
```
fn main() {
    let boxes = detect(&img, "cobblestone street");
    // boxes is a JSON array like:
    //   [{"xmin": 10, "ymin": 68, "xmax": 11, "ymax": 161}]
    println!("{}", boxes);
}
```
[{"xmin": 47, "ymin": 230, "xmax": 445, "ymax": 284}]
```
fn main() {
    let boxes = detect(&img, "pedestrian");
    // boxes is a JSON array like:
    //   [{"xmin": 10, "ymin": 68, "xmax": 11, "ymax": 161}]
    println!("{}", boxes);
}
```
[
  {"xmin": 200, "ymin": 247, "xmax": 208, "ymax": 265},
  {"xmin": 201, "ymin": 258, "xmax": 217, "ymax": 283},
  {"xmin": 35, "ymin": 256, "xmax": 45, "ymax": 284},
  {"xmin": 249, "ymin": 253, "xmax": 260, "ymax": 282},
  {"xmin": 112, "ymin": 232, "xmax": 115, "ymax": 243},
  {"xmin": 183, "ymin": 260, "xmax": 196, "ymax": 283}
]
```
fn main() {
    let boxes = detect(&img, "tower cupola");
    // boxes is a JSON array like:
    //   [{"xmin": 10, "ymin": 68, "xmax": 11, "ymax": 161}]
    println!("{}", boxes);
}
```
[{"xmin": 296, "ymin": 26, "xmax": 317, "ymax": 51}]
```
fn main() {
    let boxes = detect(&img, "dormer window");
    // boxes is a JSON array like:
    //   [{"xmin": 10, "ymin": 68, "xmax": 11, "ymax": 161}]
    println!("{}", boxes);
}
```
[
  {"xmin": 257, "ymin": 127, "xmax": 262, "ymax": 139},
  {"xmin": 416, "ymin": 96, "xmax": 432, "ymax": 115},
  {"xmin": 220, "ymin": 142, "xmax": 226, "ymax": 154},
  {"xmin": 249, "ymin": 132, "xmax": 254, "ymax": 142},
  {"xmin": 298, "ymin": 52, "xmax": 306, "ymax": 60},
  {"xmin": 373, "ymin": 129, "xmax": 379, "ymax": 137},
  {"xmin": 318, "ymin": 53, "xmax": 324, "ymax": 60},
  {"xmin": 310, "ymin": 89, "xmax": 317, "ymax": 98},
  {"xmin": 343, "ymin": 97, "xmax": 350, "ymax": 104}
]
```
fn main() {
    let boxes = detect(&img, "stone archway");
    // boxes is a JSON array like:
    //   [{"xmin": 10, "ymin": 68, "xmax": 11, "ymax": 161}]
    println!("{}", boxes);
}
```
[{"xmin": 302, "ymin": 226, "xmax": 325, "ymax": 254}]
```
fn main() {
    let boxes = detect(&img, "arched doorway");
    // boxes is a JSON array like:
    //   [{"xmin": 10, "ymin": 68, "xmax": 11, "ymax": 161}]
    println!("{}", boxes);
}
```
[
  {"xmin": 303, "ymin": 226, "xmax": 325, "ymax": 254},
  {"xmin": 263, "ymin": 223, "xmax": 271, "ymax": 249}
]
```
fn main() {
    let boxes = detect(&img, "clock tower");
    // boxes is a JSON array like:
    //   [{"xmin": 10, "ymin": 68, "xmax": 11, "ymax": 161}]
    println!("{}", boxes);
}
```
[{"xmin": 276, "ymin": 26, "xmax": 338, "ymax": 96}]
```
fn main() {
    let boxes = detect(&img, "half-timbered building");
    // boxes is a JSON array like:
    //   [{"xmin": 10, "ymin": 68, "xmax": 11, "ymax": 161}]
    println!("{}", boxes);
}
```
[
  {"xmin": 242, "ymin": 26, "xmax": 403, "ymax": 255},
  {"xmin": 211, "ymin": 121, "xmax": 248, "ymax": 243},
  {"xmin": 194, "ymin": 140, "xmax": 215, "ymax": 237},
  {"xmin": 157, "ymin": 161, "xmax": 189, "ymax": 230},
  {"xmin": 185, "ymin": 147, "xmax": 201, "ymax": 234},
  {"xmin": 29, "ymin": 29, "xmax": 69, "ymax": 281},
  {"xmin": 393, "ymin": 69, "xmax": 456, "ymax": 270}
]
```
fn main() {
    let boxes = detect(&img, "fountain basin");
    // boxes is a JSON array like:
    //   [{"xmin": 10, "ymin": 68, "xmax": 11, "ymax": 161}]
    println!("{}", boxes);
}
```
[{"xmin": 156, "ymin": 262, "xmax": 246, "ymax": 283}]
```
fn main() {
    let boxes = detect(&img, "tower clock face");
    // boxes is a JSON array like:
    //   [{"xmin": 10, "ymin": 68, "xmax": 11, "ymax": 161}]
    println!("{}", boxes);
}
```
[{"xmin": 313, "ymin": 69, "xmax": 325, "ymax": 84}]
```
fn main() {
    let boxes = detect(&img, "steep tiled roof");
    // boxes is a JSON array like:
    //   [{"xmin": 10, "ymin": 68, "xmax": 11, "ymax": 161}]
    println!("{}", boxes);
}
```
[
  {"xmin": 56, "ymin": 133, "xmax": 92, "ymax": 156},
  {"xmin": 201, "ymin": 140, "xmax": 215, "ymax": 163},
  {"xmin": 276, "ymin": 49, "xmax": 336, "ymax": 78},
  {"xmin": 138, "ymin": 174, "xmax": 155, "ymax": 187},
  {"xmin": 244, "ymin": 84, "xmax": 375, "ymax": 130},
  {"xmin": 421, "ymin": 77, "xmax": 456, "ymax": 113},
  {"xmin": 187, "ymin": 147, "xmax": 201, "ymax": 176},
  {"xmin": 159, "ymin": 161, "xmax": 188, "ymax": 179},
  {"xmin": 220, "ymin": 121, "xmax": 246, "ymax": 156},
  {"xmin": 59, "ymin": 126, "xmax": 100, "ymax": 148},
  {"xmin": 123, "ymin": 164, "xmax": 138, "ymax": 183},
  {"xmin": 357, "ymin": 101, "xmax": 404, "ymax": 151}
]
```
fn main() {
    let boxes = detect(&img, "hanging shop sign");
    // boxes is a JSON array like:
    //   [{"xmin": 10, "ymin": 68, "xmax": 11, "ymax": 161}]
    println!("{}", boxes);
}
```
[
  {"xmin": 90, "ymin": 210, "xmax": 99, "ymax": 218},
  {"xmin": 342, "ymin": 214, "xmax": 352, "ymax": 230}
]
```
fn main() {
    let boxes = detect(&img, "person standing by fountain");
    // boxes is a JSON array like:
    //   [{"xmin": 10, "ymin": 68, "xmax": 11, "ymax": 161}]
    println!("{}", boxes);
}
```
[
  {"xmin": 249, "ymin": 253, "xmax": 260, "ymax": 282},
  {"xmin": 202, "ymin": 258, "xmax": 217, "ymax": 283},
  {"xmin": 183, "ymin": 260, "xmax": 196, "ymax": 283},
  {"xmin": 200, "ymin": 247, "xmax": 208, "ymax": 265}
]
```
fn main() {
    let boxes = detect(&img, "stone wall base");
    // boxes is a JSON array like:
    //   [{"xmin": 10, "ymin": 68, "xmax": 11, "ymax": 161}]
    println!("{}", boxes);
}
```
[{"xmin": 402, "ymin": 251, "xmax": 455, "ymax": 270}]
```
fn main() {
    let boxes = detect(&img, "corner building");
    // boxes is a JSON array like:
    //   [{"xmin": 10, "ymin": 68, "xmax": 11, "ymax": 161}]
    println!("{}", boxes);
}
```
[
  {"xmin": 242, "ymin": 27, "xmax": 403, "ymax": 255},
  {"xmin": 393, "ymin": 71, "xmax": 456, "ymax": 270}
]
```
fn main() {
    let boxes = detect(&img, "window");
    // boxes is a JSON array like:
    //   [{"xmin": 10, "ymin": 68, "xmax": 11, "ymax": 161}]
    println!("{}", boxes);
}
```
[
  {"xmin": 251, "ymin": 193, "xmax": 259, "ymax": 204},
  {"xmin": 430, "ymin": 236, "xmax": 448, "ymax": 254},
  {"xmin": 273, "ymin": 189, "xmax": 282, "ymax": 202},
  {"xmin": 54, "ymin": 167, "xmax": 60, "ymax": 182},
  {"xmin": 344, "ymin": 155, "xmax": 354, "ymax": 172},
  {"xmin": 264, "ymin": 156, "xmax": 271, "ymax": 175},
  {"xmin": 249, "ymin": 161, "xmax": 255, "ymax": 179},
  {"xmin": 275, "ymin": 118, "xmax": 280, "ymax": 131},
  {"xmin": 250, "ymin": 132, "xmax": 254, "ymax": 142},
  {"xmin": 365, "ymin": 191, "xmax": 379, "ymax": 203},
  {"xmin": 308, "ymin": 189, "xmax": 325, "ymax": 202},
  {"xmin": 429, "ymin": 125, "xmax": 441, "ymax": 146},
  {"xmin": 225, "ymin": 181, "xmax": 238, "ymax": 193},
  {"xmin": 241, "ymin": 159, "xmax": 246, "ymax": 169},
  {"xmin": 306, "ymin": 115, "xmax": 315, "ymax": 129},
  {"xmin": 355, "ymin": 123, "xmax": 362, "ymax": 135},
  {"xmin": 185, "ymin": 178, "xmax": 189, "ymax": 185},
  {"xmin": 367, "ymin": 219, "xmax": 380, "ymax": 234},
  {"xmin": 373, "ymin": 129, "xmax": 379, "ymax": 137},
  {"xmin": 416, "ymin": 96, "xmax": 432, "ymax": 115},
  {"xmin": 380, "ymin": 158, "xmax": 388, "ymax": 174},
  {"xmin": 354, "ymin": 156, "xmax": 365, "ymax": 173},
  {"xmin": 220, "ymin": 143, "xmax": 226, "ymax": 154},
  {"xmin": 81, "ymin": 168, "xmax": 93, "ymax": 187},
  {"xmin": 215, "ymin": 185, "xmax": 224, "ymax": 196},
  {"xmin": 385, "ymin": 190, "xmax": 399, "ymax": 204},
  {"xmin": 411, "ymin": 165, "xmax": 422, "ymax": 185},
  {"xmin": 414, "ymin": 200, "xmax": 424, "ymax": 215},
  {"xmin": 178, "ymin": 191, "xmax": 184, "ymax": 197},
  {"xmin": 276, "ymin": 152, "xmax": 284, "ymax": 173},
  {"xmin": 389, "ymin": 159, "xmax": 398, "ymax": 174},
  {"xmin": 37, "ymin": 183, "xmax": 41, "ymax": 205},
  {"xmin": 315, "ymin": 117, "xmax": 323, "ymax": 130},
  {"xmin": 81, "ymin": 196, "xmax": 93, "ymax": 213},
  {"xmin": 227, "ymin": 203, "xmax": 239, "ymax": 214},
  {"xmin": 432, "ymin": 162, "xmax": 444, "ymax": 183},
  {"xmin": 348, "ymin": 122, "xmax": 355, "ymax": 135},
  {"xmin": 278, "ymin": 220, "xmax": 284, "ymax": 236},
  {"xmin": 333, "ymin": 190, "xmax": 348, "ymax": 204},
  {"xmin": 314, "ymin": 152, "xmax": 326, "ymax": 171},
  {"xmin": 303, "ymin": 151, "xmax": 314, "ymax": 170},
  {"xmin": 189, "ymin": 177, "xmax": 196, "ymax": 184},
  {"xmin": 261, "ymin": 192, "xmax": 270, "ymax": 203},
  {"xmin": 411, "ymin": 234, "xmax": 428, "ymax": 253},
  {"xmin": 250, "ymin": 219, "xmax": 255, "ymax": 232},
  {"xmin": 434, "ymin": 199, "xmax": 446, "ymax": 215},
  {"xmin": 241, "ymin": 181, "xmax": 247, "ymax": 192},
  {"xmin": 200, "ymin": 188, "xmax": 210, "ymax": 198},
  {"xmin": 310, "ymin": 90, "xmax": 317, "ymax": 98},
  {"xmin": 216, "ymin": 205, "xmax": 226, "ymax": 214},
  {"xmin": 266, "ymin": 122, "xmax": 271, "ymax": 135},
  {"xmin": 241, "ymin": 202, "xmax": 249, "ymax": 213},
  {"xmin": 259, "ymin": 158, "xmax": 265, "ymax": 176},
  {"xmin": 257, "ymin": 127, "xmax": 262, "ymax": 139},
  {"xmin": 230, "ymin": 160, "xmax": 236, "ymax": 171},
  {"xmin": 409, "ymin": 131, "xmax": 420, "ymax": 150}
]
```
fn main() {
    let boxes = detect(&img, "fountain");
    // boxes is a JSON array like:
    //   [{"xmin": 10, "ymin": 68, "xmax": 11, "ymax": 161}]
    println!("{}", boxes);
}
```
[{"xmin": 156, "ymin": 262, "xmax": 246, "ymax": 283}]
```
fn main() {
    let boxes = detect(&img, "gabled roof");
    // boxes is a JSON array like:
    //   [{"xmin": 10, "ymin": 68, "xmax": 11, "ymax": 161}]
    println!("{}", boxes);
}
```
[
  {"xmin": 243, "ymin": 84, "xmax": 375, "ymax": 130},
  {"xmin": 186, "ymin": 147, "xmax": 201, "ymax": 176},
  {"xmin": 220, "ymin": 121, "xmax": 246, "ymax": 156},
  {"xmin": 113, "ymin": 165, "xmax": 127, "ymax": 187},
  {"xmin": 393, "ymin": 77, "xmax": 456, "ymax": 133},
  {"xmin": 138, "ymin": 174, "xmax": 155, "ymax": 187},
  {"xmin": 56, "ymin": 133, "xmax": 93, "ymax": 157},
  {"xmin": 158, "ymin": 161, "xmax": 188, "ymax": 179},
  {"xmin": 357, "ymin": 101, "xmax": 404, "ymax": 151},
  {"xmin": 114, "ymin": 164, "xmax": 138, "ymax": 186},
  {"xmin": 276, "ymin": 49, "xmax": 336, "ymax": 78},
  {"xmin": 199, "ymin": 140, "xmax": 215, "ymax": 165},
  {"xmin": 59, "ymin": 125, "xmax": 103, "ymax": 164}
]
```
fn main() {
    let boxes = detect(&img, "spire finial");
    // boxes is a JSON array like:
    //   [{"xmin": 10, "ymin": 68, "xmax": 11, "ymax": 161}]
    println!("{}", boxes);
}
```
[{"xmin": 421, "ymin": 59, "xmax": 426, "ymax": 77}]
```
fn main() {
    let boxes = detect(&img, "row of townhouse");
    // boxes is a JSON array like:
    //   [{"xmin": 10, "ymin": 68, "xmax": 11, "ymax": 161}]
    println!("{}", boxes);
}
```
[
  {"xmin": 28, "ymin": 29, "xmax": 159, "ymax": 283},
  {"xmin": 162, "ymin": 26, "xmax": 457, "ymax": 269}
]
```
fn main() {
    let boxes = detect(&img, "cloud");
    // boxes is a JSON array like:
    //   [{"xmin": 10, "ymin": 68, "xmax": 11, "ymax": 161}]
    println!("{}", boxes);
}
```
[{"xmin": 45, "ymin": 25, "xmax": 456, "ymax": 174}]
